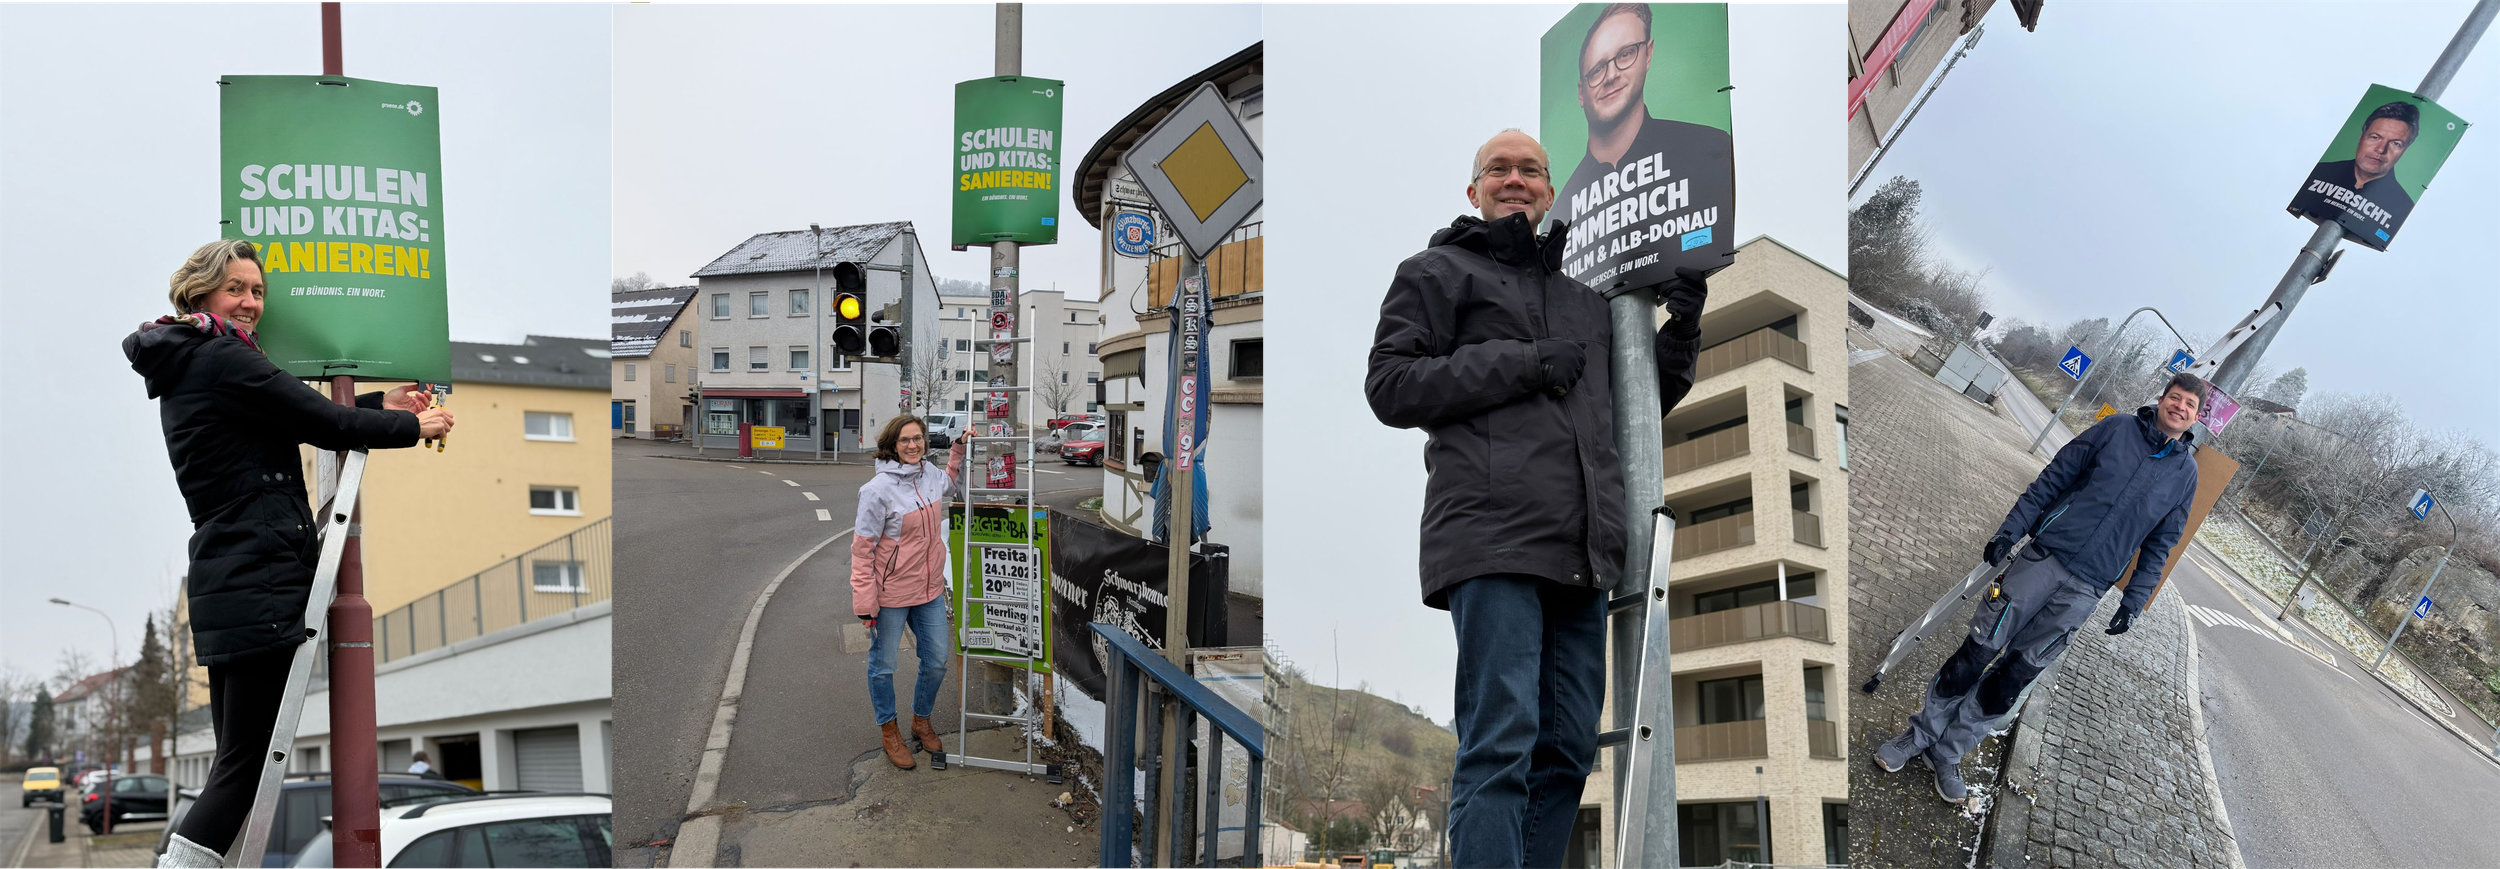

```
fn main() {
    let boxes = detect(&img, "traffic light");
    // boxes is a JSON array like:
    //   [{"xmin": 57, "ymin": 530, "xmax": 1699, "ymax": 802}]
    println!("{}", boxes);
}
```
[
  {"xmin": 868, "ymin": 302, "xmax": 902, "ymax": 360},
  {"xmin": 831, "ymin": 262, "xmax": 867, "ymax": 354}
]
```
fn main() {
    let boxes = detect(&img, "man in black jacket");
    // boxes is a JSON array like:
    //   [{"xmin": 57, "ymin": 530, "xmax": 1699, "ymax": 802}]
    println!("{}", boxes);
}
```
[
  {"xmin": 2293, "ymin": 100, "xmax": 2420, "ymax": 245},
  {"xmin": 1873, "ymin": 374, "xmax": 2206, "ymax": 805},
  {"xmin": 1366, "ymin": 129, "xmax": 1704, "ymax": 868}
]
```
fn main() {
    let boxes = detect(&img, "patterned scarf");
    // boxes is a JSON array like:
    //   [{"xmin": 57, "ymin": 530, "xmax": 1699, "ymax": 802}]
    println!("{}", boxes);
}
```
[{"xmin": 148, "ymin": 311, "xmax": 260, "ymax": 352}]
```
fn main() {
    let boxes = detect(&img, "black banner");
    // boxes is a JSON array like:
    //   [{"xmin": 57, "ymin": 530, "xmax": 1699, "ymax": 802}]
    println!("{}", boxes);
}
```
[{"xmin": 1048, "ymin": 509, "xmax": 1229, "ymax": 700}]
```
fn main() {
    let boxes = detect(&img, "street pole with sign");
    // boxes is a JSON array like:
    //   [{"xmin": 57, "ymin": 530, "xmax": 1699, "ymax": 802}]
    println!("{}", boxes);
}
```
[
  {"xmin": 2373, "ymin": 489, "xmax": 2456, "ymax": 672},
  {"xmin": 2031, "ymin": 307, "xmax": 2196, "ymax": 453}
]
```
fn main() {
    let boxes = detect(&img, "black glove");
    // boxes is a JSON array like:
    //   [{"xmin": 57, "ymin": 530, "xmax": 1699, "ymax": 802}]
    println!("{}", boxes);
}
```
[
  {"xmin": 859, "ymin": 614, "xmax": 877, "ymax": 629},
  {"xmin": 1534, "ymin": 338, "xmax": 1585, "ymax": 396},
  {"xmin": 2105, "ymin": 607, "xmax": 2137, "ymax": 635},
  {"xmin": 1983, "ymin": 533, "xmax": 2015, "ymax": 567},
  {"xmin": 1659, "ymin": 267, "xmax": 1711, "ymax": 340}
]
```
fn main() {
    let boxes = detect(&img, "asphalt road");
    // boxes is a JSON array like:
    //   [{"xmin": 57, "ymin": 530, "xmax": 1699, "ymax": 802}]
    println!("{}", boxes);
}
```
[
  {"xmin": 2, "ymin": 786, "xmax": 43, "ymax": 867},
  {"xmin": 609, "ymin": 440, "xmax": 1101, "ymax": 865},
  {"xmin": 2168, "ymin": 544, "xmax": 2500, "ymax": 868}
]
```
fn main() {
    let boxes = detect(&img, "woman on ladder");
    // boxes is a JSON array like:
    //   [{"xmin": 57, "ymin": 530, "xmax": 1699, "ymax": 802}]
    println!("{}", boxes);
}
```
[
  {"xmin": 852, "ymin": 414, "xmax": 965, "ymax": 769},
  {"xmin": 125, "ymin": 240, "xmax": 454, "ymax": 868}
]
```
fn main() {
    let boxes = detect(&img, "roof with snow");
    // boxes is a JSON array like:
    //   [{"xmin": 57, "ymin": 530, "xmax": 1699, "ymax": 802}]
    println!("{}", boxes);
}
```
[
  {"xmin": 611, "ymin": 285, "xmax": 699, "ymax": 358},
  {"xmin": 689, "ymin": 221, "xmax": 912, "ymax": 279}
]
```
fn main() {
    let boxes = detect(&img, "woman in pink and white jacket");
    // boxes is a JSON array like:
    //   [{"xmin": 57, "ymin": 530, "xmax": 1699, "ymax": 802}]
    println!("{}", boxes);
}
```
[{"xmin": 851, "ymin": 413, "xmax": 965, "ymax": 769}]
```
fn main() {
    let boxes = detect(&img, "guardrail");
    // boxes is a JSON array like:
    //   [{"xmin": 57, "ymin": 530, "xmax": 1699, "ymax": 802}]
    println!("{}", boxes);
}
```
[{"xmin": 1094, "ymin": 623, "xmax": 1266, "ymax": 868}]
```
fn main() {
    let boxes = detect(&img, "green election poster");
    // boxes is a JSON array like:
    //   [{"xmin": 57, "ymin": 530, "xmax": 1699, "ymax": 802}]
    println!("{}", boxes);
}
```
[
  {"xmin": 952, "ymin": 76, "xmax": 1064, "ymax": 247},
  {"xmin": 221, "ymin": 75, "xmax": 450, "ymax": 383},
  {"xmin": 2286, "ymin": 84, "xmax": 2470, "ymax": 251},
  {"xmin": 1539, "ymin": 3, "xmax": 1735, "ymax": 292},
  {"xmin": 948, "ymin": 504, "xmax": 1053, "ymax": 673}
]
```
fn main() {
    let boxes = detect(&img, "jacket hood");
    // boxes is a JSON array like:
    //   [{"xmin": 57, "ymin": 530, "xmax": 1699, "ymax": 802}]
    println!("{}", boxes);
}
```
[
  {"xmin": 2132, "ymin": 405, "xmax": 2197, "ymax": 452},
  {"xmin": 875, "ymin": 457, "xmax": 935, "ymax": 478},
  {"xmin": 1431, "ymin": 213, "xmax": 1568, "ymax": 271},
  {"xmin": 124, "ymin": 322, "xmax": 212, "ymax": 399}
]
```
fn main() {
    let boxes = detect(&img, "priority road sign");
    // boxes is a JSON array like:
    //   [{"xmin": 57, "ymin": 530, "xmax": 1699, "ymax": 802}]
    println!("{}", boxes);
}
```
[
  {"xmin": 2409, "ymin": 489, "xmax": 2435, "ymax": 520},
  {"xmin": 2416, "ymin": 596, "xmax": 2434, "ymax": 619},
  {"xmin": 2060, "ymin": 346, "xmax": 2092, "ymax": 380},
  {"xmin": 1119, "ymin": 82, "xmax": 1262, "ymax": 259},
  {"xmin": 2166, "ymin": 349, "xmax": 2194, "ymax": 374}
]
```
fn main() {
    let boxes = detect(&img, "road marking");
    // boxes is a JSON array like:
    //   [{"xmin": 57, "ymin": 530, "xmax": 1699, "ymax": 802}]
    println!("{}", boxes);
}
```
[
  {"xmin": 816, "ymin": 509, "xmax": 832, "ymax": 521},
  {"xmin": 759, "ymin": 470, "xmax": 772, "ymax": 474},
  {"xmin": 782, "ymin": 479, "xmax": 799, "ymax": 487},
  {"xmin": 671, "ymin": 532, "xmax": 845, "ymax": 867},
  {"xmin": 2182, "ymin": 548, "xmax": 2351, "ymax": 679},
  {"xmin": 802, "ymin": 491, "xmax": 819, "ymax": 501}
]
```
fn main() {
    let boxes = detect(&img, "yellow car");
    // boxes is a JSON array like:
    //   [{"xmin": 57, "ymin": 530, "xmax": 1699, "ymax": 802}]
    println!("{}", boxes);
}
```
[{"xmin": 20, "ymin": 766, "xmax": 64, "ymax": 807}]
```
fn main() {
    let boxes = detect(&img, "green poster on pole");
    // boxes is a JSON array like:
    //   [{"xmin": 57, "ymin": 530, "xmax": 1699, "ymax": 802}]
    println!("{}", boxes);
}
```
[
  {"xmin": 948, "ymin": 504, "xmax": 1053, "ymax": 673},
  {"xmin": 221, "ymin": 74, "xmax": 450, "ymax": 383},
  {"xmin": 1539, "ymin": 3, "xmax": 1735, "ymax": 292},
  {"xmin": 2286, "ymin": 84, "xmax": 2470, "ymax": 252},
  {"xmin": 952, "ymin": 76, "xmax": 1064, "ymax": 247}
]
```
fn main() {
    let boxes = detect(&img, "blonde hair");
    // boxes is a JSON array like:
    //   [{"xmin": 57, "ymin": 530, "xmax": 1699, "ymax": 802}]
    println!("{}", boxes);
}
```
[{"xmin": 169, "ymin": 239, "xmax": 262, "ymax": 314}]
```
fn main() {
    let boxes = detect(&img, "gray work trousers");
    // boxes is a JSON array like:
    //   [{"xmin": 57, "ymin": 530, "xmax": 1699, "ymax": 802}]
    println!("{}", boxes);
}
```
[{"xmin": 1899, "ymin": 545, "xmax": 2104, "ymax": 767}]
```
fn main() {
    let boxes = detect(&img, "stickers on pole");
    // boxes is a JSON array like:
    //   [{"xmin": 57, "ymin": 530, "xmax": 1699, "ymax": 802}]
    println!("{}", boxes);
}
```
[{"xmin": 2286, "ymin": 84, "xmax": 2470, "ymax": 252}]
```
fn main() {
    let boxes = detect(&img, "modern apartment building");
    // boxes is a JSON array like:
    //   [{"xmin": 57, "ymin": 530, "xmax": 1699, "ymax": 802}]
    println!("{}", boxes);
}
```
[
  {"xmin": 928, "ymin": 285, "xmax": 1101, "ymax": 417},
  {"xmin": 1850, "ymin": 0, "xmax": 2040, "ymax": 181},
  {"xmin": 1575, "ymin": 236, "xmax": 1852, "ymax": 866}
]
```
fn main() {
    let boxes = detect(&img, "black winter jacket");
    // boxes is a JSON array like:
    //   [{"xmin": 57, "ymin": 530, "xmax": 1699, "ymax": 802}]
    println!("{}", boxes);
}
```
[
  {"xmin": 1367, "ymin": 214, "xmax": 1699, "ymax": 609},
  {"xmin": 124, "ymin": 325, "xmax": 420, "ymax": 665},
  {"xmin": 1995, "ymin": 407, "xmax": 2199, "ymax": 613}
]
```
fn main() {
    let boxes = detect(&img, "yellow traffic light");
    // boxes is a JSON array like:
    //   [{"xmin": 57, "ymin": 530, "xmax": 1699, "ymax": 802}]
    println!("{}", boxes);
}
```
[{"xmin": 838, "ymin": 294, "xmax": 863, "ymax": 320}]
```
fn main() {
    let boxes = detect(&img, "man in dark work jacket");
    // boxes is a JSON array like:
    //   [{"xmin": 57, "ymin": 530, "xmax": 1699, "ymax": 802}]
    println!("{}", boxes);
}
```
[{"xmin": 1365, "ymin": 129, "xmax": 1705, "ymax": 869}]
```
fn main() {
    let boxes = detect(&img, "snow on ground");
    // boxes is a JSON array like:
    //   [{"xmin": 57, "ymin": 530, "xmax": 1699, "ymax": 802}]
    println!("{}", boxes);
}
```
[{"xmin": 2196, "ymin": 521, "xmax": 2446, "ymax": 711}]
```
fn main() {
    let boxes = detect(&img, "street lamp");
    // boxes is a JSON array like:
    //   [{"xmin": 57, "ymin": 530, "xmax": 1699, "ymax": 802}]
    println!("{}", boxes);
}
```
[
  {"xmin": 50, "ymin": 598, "xmax": 120, "ymax": 834},
  {"xmin": 812, "ymin": 223, "xmax": 826, "ymax": 461}
]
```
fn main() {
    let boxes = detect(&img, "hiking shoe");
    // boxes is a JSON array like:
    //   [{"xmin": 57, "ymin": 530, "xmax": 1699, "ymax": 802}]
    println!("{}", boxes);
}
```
[
  {"xmin": 1874, "ymin": 729, "xmax": 1921, "ymax": 773},
  {"xmin": 1933, "ymin": 761, "xmax": 1969, "ymax": 803}
]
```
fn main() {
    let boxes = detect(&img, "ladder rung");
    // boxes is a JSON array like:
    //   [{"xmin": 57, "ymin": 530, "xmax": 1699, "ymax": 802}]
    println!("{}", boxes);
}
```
[
  {"xmin": 965, "ymin": 541, "xmax": 1038, "ymax": 549},
  {"xmin": 978, "ymin": 386, "xmax": 1032, "ymax": 393},
  {"xmin": 963, "ymin": 596, "xmax": 1039, "ymax": 606},
  {"xmin": 1597, "ymin": 726, "xmax": 1632, "ymax": 748},
  {"xmin": 975, "ymin": 337, "xmax": 1032, "ymax": 345},
  {"xmin": 969, "ymin": 487, "xmax": 1030, "ymax": 495},
  {"xmin": 961, "ymin": 711, "xmax": 1032, "ymax": 723},
  {"xmin": 961, "ymin": 650, "xmax": 1044, "ymax": 662},
  {"xmin": 970, "ymin": 436, "xmax": 1030, "ymax": 443}
]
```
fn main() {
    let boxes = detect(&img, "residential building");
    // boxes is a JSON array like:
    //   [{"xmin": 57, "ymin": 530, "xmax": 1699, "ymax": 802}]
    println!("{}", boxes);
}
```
[
  {"xmin": 1592, "ymin": 236, "xmax": 1851, "ymax": 866},
  {"xmin": 1072, "ymin": 43, "xmax": 1264, "ymax": 597},
  {"xmin": 50, "ymin": 668, "xmax": 134, "ymax": 769},
  {"xmin": 1850, "ymin": 0, "xmax": 2037, "ymax": 181},
  {"xmin": 612, "ymin": 285, "xmax": 702, "ymax": 439},
  {"xmin": 686, "ymin": 221, "xmax": 942, "ymax": 453},
  {"xmin": 927, "ymin": 286, "xmax": 1101, "ymax": 418}
]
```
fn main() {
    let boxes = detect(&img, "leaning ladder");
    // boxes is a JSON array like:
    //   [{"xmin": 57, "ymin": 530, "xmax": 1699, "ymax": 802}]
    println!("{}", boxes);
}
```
[
  {"xmin": 224, "ymin": 450, "xmax": 367, "ymax": 868},
  {"xmin": 1860, "ymin": 534, "xmax": 2033, "ymax": 695},
  {"xmin": 937, "ymin": 334, "xmax": 1056, "ymax": 781},
  {"xmin": 1602, "ymin": 506, "xmax": 1678, "ymax": 868}
]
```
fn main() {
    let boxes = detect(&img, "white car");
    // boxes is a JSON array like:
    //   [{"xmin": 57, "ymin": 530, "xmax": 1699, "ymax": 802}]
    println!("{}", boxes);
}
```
[
  {"xmin": 925, "ymin": 412, "xmax": 970, "ymax": 449},
  {"xmin": 289, "ymin": 793, "xmax": 611, "ymax": 868}
]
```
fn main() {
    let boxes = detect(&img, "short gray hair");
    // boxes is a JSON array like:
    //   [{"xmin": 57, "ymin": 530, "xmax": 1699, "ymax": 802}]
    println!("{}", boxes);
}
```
[{"xmin": 169, "ymin": 239, "xmax": 261, "ymax": 314}]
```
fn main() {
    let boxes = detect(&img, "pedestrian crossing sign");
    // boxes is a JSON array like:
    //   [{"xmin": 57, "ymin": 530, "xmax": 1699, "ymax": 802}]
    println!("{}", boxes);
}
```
[{"xmin": 2060, "ymin": 346, "xmax": 2092, "ymax": 380}]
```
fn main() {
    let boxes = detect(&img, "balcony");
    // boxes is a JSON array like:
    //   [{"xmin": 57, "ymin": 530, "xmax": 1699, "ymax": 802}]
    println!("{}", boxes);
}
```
[
  {"xmin": 1664, "ymin": 423, "xmax": 1751, "ymax": 476},
  {"xmin": 1793, "ymin": 510, "xmax": 1824, "ymax": 548},
  {"xmin": 1786, "ymin": 422, "xmax": 1815, "ymax": 458},
  {"xmin": 1668, "ymin": 600, "xmax": 1830, "ymax": 653},
  {"xmin": 1674, "ymin": 719, "xmax": 1769, "ymax": 762},
  {"xmin": 1697, "ymin": 325, "xmax": 1811, "ymax": 380},
  {"xmin": 1147, "ymin": 222, "xmax": 1262, "ymax": 308},
  {"xmin": 1808, "ymin": 719, "xmax": 1843, "ymax": 760},
  {"xmin": 1673, "ymin": 512, "xmax": 1755, "ymax": 559}
]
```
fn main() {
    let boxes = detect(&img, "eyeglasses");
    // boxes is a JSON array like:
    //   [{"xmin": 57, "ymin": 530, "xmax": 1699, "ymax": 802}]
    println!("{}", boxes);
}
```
[
  {"xmin": 1581, "ymin": 39, "xmax": 1652, "ymax": 86},
  {"xmin": 897, "ymin": 435, "xmax": 926, "ymax": 445},
  {"xmin": 1476, "ymin": 163, "xmax": 1549, "ymax": 181}
]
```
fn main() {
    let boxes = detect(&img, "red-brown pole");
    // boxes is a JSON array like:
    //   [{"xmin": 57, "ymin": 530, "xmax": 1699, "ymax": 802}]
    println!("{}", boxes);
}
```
[
  {"xmin": 321, "ymin": 2, "xmax": 342, "ymax": 76},
  {"xmin": 328, "ymin": 375, "xmax": 380, "ymax": 868}
]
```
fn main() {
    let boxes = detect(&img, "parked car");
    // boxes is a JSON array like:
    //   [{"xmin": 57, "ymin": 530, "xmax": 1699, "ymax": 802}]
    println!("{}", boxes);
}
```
[
  {"xmin": 160, "ymin": 773, "xmax": 478, "ymax": 867},
  {"xmin": 1048, "ymin": 413, "xmax": 1105, "ymax": 431},
  {"xmin": 21, "ymin": 766, "xmax": 64, "ymax": 806},
  {"xmin": 289, "ymin": 793, "xmax": 612, "ymax": 868},
  {"xmin": 925, "ymin": 412, "xmax": 969, "ymax": 450},
  {"xmin": 82, "ymin": 774, "xmax": 172, "ymax": 832},
  {"xmin": 1060, "ymin": 425, "xmax": 1106, "ymax": 466}
]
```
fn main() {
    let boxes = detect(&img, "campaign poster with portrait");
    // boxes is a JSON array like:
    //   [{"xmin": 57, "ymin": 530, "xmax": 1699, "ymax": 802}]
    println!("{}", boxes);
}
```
[
  {"xmin": 1539, "ymin": 3, "xmax": 1735, "ymax": 294},
  {"xmin": 2286, "ymin": 84, "xmax": 2470, "ymax": 252},
  {"xmin": 222, "ymin": 75, "xmax": 451, "ymax": 383}
]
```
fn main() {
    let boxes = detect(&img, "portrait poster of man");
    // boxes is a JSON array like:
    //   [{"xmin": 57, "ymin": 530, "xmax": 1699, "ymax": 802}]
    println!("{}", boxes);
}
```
[
  {"xmin": 1539, "ymin": 2, "xmax": 1735, "ymax": 294},
  {"xmin": 2286, "ymin": 84, "xmax": 2470, "ymax": 252}
]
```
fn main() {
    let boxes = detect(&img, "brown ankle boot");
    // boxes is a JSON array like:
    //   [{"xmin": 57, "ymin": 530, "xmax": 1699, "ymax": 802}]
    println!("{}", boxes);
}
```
[
  {"xmin": 880, "ymin": 720, "xmax": 917, "ymax": 769},
  {"xmin": 911, "ymin": 715, "xmax": 944, "ymax": 755}
]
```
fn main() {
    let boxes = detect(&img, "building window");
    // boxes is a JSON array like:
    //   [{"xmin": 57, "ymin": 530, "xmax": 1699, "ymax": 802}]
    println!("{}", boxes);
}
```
[
  {"xmin": 623, "ymin": 363, "xmax": 636, "ymax": 382},
  {"xmin": 955, "ymin": 339, "xmax": 972, "ymax": 352},
  {"xmin": 711, "ymin": 348, "xmax": 730, "ymax": 371},
  {"xmin": 528, "ymin": 486, "xmax": 581, "ymax": 516},
  {"xmin": 1086, "ymin": 373, "xmax": 1099, "ymax": 384},
  {"xmin": 1805, "ymin": 666, "xmax": 1828, "ymax": 721},
  {"xmin": 532, "ymin": 561, "xmax": 586, "ymax": 592},
  {"xmin": 1063, "ymin": 341, "xmax": 1071, "ymax": 354},
  {"xmin": 1835, "ymin": 405, "xmax": 1850, "ymax": 470},
  {"xmin": 790, "ymin": 288, "xmax": 810, "ymax": 315},
  {"xmin": 1695, "ymin": 674, "xmax": 1765, "ymax": 724},
  {"xmin": 1688, "ymin": 496, "xmax": 1753, "ymax": 525},
  {"xmin": 665, "ymin": 363, "xmax": 676, "ymax": 383},
  {"xmin": 680, "ymin": 329, "xmax": 691, "ymax": 347},
  {"xmin": 1792, "ymin": 481, "xmax": 1813, "ymax": 512},
  {"xmin": 1061, "ymin": 372, "xmax": 1069, "ymax": 383},
  {"xmin": 1823, "ymin": 804, "xmax": 1849, "ymax": 867},
  {"xmin": 710, "ymin": 293, "xmax": 728, "ymax": 319},
  {"xmin": 789, "ymin": 347, "xmax": 810, "ymax": 371},
  {"xmin": 1070, "ymin": 312, "xmax": 1080, "ymax": 323},
  {"xmin": 749, "ymin": 291, "xmax": 770, "ymax": 317},
  {"xmin": 523, "ymin": 411, "xmax": 574, "ymax": 442},
  {"xmin": 829, "ymin": 349, "xmax": 853, "ymax": 371},
  {"xmin": 1680, "ymin": 802, "xmax": 1767, "ymax": 866},
  {"xmin": 1230, "ymin": 339, "xmax": 1264, "ymax": 378},
  {"xmin": 1088, "ymin": 342, "xmax": 1097, "ymax": 355},
  {"xmin": 953, "ymin": 399, "xmax": 967, "ymax": 411},
  {"xmin": 748, "ymin": 346, "xmax": 769, "ymax": 371},
  {"xmin": 1786, "ymin": 396, "xmax": 1807, "ymax": 426}
]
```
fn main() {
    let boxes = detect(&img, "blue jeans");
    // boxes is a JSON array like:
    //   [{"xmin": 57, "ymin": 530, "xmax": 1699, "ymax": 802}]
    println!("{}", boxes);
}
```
[
  {"xmin": 867, "ymin": 594, "xmax": 950, "ymax": 725},
  {"xmin": 1446, "ymin": 575, "xmax": 1606, "ymax": 869}
]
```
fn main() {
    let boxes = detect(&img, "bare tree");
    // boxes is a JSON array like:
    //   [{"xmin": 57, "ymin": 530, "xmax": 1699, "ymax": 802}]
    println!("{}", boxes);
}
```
[
  {"xmin": 911, "ymin": 342, "xmax": 962, "ymax": 417},
  {"xmin": 0, "ymin": 665, "xmax": 35, "ymax": 766},
  {"xmin": 1035, "ymin": 354, "xmax": 1082, "ymax": 416},
  {"xmin": 611, "ymin": 272, "xmax": 659, "ymax": 293}
]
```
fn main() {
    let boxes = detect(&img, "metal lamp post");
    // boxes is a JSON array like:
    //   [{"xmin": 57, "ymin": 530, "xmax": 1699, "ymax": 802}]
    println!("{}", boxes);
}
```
[
  {"xmin": 50, "ymin": 598, "xmax": 119, "ymax": 834},
  {"xmin": 812, "ymin": 223, "xmax": 825, "ymax": 460}
]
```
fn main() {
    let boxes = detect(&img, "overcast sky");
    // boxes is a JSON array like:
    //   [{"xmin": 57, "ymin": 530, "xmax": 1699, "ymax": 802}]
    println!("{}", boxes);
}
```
[
  {"xmin": 611, "ymin": 4, "xmax": 1262, "ymax": 297},
  {"xmin": 0, "ymin": 4, "xmax": 609, "ymax": 681},
  {"xmin": 1855, "ymin": 0, "xmax": 2498, "ymax": 443},
  {"xmin": 1264, "ymin": 3, "xmax": 1843, "ymax": 724}
]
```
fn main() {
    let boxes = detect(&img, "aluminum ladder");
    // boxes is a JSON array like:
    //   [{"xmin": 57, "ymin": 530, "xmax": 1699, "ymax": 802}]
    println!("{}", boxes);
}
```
[{"xmin": 937, "ymin": 334, "xmax": 1056, "ymax": 781}]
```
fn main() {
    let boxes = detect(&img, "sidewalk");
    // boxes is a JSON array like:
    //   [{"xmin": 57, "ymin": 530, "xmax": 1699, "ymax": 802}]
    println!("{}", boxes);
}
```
[
  {"xmin": 14, "ymin": 814, "xmax": 157, "ymax": 869},
  {"xmin": 1848, "ymin": 347, "xmax": 2238, "ymax": 869}
]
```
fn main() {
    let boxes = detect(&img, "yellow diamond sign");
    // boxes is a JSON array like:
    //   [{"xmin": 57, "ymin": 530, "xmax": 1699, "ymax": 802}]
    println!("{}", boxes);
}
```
[
  {"xmin": 1122, "ymin": 82, "xmax": 1261, "ymax": 258},
  {"xmin": 1165, "ymin": 122, "xmax": 1249, "ymax": 223}
]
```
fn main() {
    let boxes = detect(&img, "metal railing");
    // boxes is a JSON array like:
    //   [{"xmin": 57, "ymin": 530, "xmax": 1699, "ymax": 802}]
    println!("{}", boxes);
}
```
[
  {"xmin": 1673, "ymin": 512, "xmax": 1756, "ymax": 559},
  {"xmin": 1792, "ymin": 511, "xmax": 1824, "ymax": 548},
  {"xmin": 1697, "ymin": 325, "xmax": 1812, "ymax": 380},
  {"xmin": 1674, "ymin": 719, "xmax": 1769, "ymax": 762},
  {"xmin": 1094, "ymin": 623, "xmax": 1266, "ymax": 868},
  {"xmin": 372, "ymin": 518, "xmax": 613, "ymax": 663},
  {"xmin": 1147, "ymin": 221, "xmax": 1262, "ymax": 308},
  {"xmin": 1806, "ymin": 719, "xmax": 1842, "ymax": 759},
  {"xmin": 1785, "ymin": 422, "xmax": 1816, "ymax": 458},
  {"xmin": 1664, "ymin": 424, "xmax": 1751, "ymax": 476},
  {"xmin": 1668, "ymin": 600, "xmax": 1829, "ymax": 653}
]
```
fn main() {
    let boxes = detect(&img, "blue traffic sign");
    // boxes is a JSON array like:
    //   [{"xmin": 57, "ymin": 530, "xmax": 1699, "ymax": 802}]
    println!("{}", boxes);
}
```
[
  {"xmin": 2166, "ymin": 349, "xmax": 2194, "ymax": 374},
  {"xmin": 2059, "ymin": 346, "xmax": 2093, "ymax": 380},
  {"xmin": 2410, "ymin": 489, "xmax": 2435, "ymax": 520},
  {"xmin": 2416, "ymin": 596, "xmax": 2434, "ymax": 619}
]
